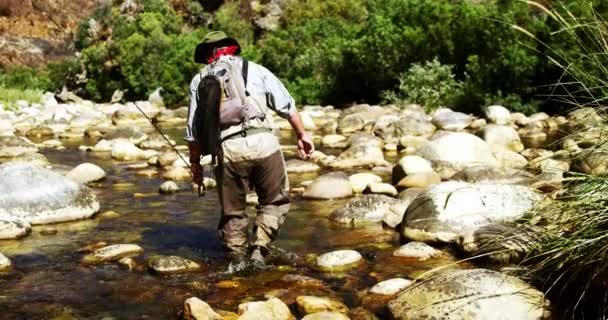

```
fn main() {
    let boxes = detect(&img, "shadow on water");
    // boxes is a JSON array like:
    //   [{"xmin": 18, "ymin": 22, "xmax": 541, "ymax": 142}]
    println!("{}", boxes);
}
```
[{"xmin": 0, "ymin": 127, "xmax": 467, "ymax": 319}]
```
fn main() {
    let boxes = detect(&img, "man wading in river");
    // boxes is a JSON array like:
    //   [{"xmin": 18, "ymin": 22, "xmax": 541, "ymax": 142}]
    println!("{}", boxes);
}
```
[{"xmin": 185, "ymin": 31, "xmax": 314, "ymax": 268}]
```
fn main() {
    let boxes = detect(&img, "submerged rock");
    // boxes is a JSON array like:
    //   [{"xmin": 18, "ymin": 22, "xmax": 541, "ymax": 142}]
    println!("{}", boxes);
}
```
[
  {"xmin": 369, "ymin": 278, "xmax": 413, "ymax": 296},
  {"xmin": 82, "ymin": 244, "xmax": 144, "ymax": 264},
  {"xmin": 0, "ymin": 252, "xmax": 11, "ymax": 271},
  {"xmin": 388, "ymin": 269, "xmax": 550, "ymax": 320},
  {"xmin": 401, "ymin": 181, "xmax": 542, "ymax": 243},
  {"xmin": 303, "ymin": 172, "xmax": 353, "ymax": 199},
  {"xmin": 148, "ymin": 255, "xmax": 201, "ymax": 274},
  {"xmin": 0, "ymin": 162, "xmax": 100, "ymax": 225},
  {"xmin": 296, "ymin": 296, "xmax": 349, "ymax": 315},
  {"xmin": 0, "ymin": 218, "xmax": 31, "ymax": 240},
  {"xmin": 393, "ymin": 242, "xmax": 441, "ymax": 260},
  {"xmin": 316, "ymin": 250, "xmax": 363, "ymax": 272},
  {"xmin": 66, "ymin": 163, "xmax": 106, "ymax": 184},
  {"xmin": 330, "ymin": 194, "xmax": 407, "ymax": 225}
]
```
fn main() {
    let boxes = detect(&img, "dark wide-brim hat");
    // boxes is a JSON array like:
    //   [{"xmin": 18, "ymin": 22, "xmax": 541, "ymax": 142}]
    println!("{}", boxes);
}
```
[{"xmin": 194, "ymin": 31, "xmax": 241, "ymax": 63}]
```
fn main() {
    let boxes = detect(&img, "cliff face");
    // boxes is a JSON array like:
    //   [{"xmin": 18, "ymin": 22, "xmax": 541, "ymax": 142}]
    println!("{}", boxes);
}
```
[{"xmin": 0, "ymin": 0, "xmax": 105, "ymax": 68}]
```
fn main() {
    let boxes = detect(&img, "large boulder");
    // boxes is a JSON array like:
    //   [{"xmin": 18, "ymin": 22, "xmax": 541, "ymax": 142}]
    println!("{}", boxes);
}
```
[
  {"xmin": 416, "ymin": 132, "xmax": 498, "ymax": 179},
  {"xmin": 330, "ymin": 194, "xmax": 407, "ymax": 225},
  {"xmin": 0, "ymin": 136, "xmax": 38, "ymax": 158},
  {"xmin": 401, "ymin": 181, "xmax": 542, "ymax": 243},
  {"xmin": 388, "ymin": 269, "xmax": 549, "ymax": 320},
  {"xmin": 0, "ymin": 162, "xmax": 100, "ymax": 225},
  {"xmin": 451, "ymin": 166, "xmax": 536, "ymax": 185},
  {"xmin": 303, "ymin": 172, "xmax": 353, "ymax": 199}
]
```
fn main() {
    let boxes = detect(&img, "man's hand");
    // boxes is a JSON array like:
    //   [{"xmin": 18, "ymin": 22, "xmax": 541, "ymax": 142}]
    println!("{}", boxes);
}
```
[{"xmin": 297, "ymin": 132, "xmax": 315, "ymax": 159}]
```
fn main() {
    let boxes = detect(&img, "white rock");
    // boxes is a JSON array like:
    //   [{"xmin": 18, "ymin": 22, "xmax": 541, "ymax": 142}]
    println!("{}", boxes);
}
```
[
  {"xmin": 349, "ymin": 173, "xmax": 382, "ymax": 193},
  {"xmin": 238, "ymin": 298, "xmax": 293, "ymax": 320},
  {"xmin": 322, "ymin": 134, "xmax": 348, "ymax": 148},
  {"xmin": 482, "ymin": 124, "xmax": 524, "ymax": 153},
  {"xmin": 183, "ymin": 297, "xmax": 221, "ymax": 320},
  {"xmin": 494, "ymin": 151, "xmax": 528, "ymax": 169},
  {"xmin": 303, "ymin": 172, "xmax": 353, "ymax": 199},
  {"xmin": 296, "ymin": 296, "xmax": 349, "ymax": 315},
  {"xmin": 83, "ymin": 244, "xmax": 144, "ymax": 264},
  {"xmin": 393, "ymin": 242, "xmax": 442, "ymax": 260},
  {"xmin": 317, "ymin": 250, "xmax": 363, "ymax": 272},
  {"xmin": 111, "ymin": 140, "xmax": 148, "ymax": 160},
  {"xmin": 363, "ymin": 182, "xmax": 398, "ymax": 196},
  {"xmin": 162, "ymin": 166, "xmax": 191, "ymax": 181},
  {"xmin": 485, "ymin": 105, "xmax": 511, "ymax": 125},
  {"xmin": 0, "ymin": 218, "xmax": 31, "ymax": 240},
  {"xmin": 159, "ymin": 181, "xmax": 180, "ymax": 194},
  {"xmin": 0, "ymin": 252, "xmax": 11, "ymax": 271},
  {"xmin": 148, "ymin": 255, "xmax": 201, "ymax": 274},
  {"xmin": 66, "ymin": 163, "xmax": 106, "ymax": 184},
  {"xmin": 286, "ymin": 159, "xmax": 321, "ymax": 173},
  {"xmin": 370, "ymin": 278, "xmax": 413, "ymax": 295},
  {"xmin": 398, "ymin": 156, "xmax": 434, "ymax": 175},
  {"xmin": 302, "ymin": 312, "xmax": 350, "ymax": 320}
]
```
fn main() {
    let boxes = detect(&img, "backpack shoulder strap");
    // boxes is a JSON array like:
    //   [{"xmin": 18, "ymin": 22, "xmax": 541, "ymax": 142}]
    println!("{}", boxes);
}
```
[{"xmin": 242, "ymin": 59, "xmax": 250, "ymax": 96}]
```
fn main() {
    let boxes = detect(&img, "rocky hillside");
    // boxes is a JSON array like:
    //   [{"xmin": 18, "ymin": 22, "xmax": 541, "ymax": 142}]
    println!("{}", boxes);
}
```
[{"xmin": 0, "ymin": 0, "xmax": 105, "ymax": 67}]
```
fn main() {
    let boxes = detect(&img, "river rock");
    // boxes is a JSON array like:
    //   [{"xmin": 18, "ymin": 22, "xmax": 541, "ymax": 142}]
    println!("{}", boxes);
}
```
[
  {"xmin": 401, "ymin": 181, "xmax": 542, "ymax": 243},
  {"xmin": 0, "ymin": 218, "xmax": 31, "ymax": 240},
  {"xmin": 388, "ymin": 269, "xmax": 549, "ymax": 320},
  {"xmin": 159, "ymin": 181, "xmax": 180, "ymax": 194},
  {"xmin": 286, "ymin": 159, "xmax": 321, "ymax": 173},
  {"xmin": 383, "ymin": 188, "xmax": 423, "ymax": 229},
  {"xmin": 349, "ymin": 173, "xmax": 382, "ymax": 194},
  {"xmin": 148, "ymin": 255, "xmax": 201, "ymax": 274},
  {"xmin": 519, "ymin": 128, "xmax": 547, "ymax": 149},
  {"xmin": 25, "ymin": 125, "xmax": 54, "ymax": 138},
  {"xmin": 393, "ymin": 242, "xmax": 441, "ymax": 260},
  {"xmin": 565, "ymin": 107, "xmax": 603, "ymax": 132},
  {"xmin": 485, "ymin": 105, "xmax": 511, "ymax": 125},
  {"xmin": 322, "ymin": 134, "xmax": 348, "ymax": 149},
  {"xmin": 303, "ymin": 172, "xmax": 353, "ymax": 199},
  {"xmin": 330, "ymin": 143, "xmax": 386, "ymax": 169},
  {"xmin": 111, "ymin": 140, "xmax": 149, "ymax": 160},
  {"xmin": 391, "ymin": 155, "xmax": 434, "ymax": 184},
  {"xmin": 363, "ymin": 183, "xmax": 397, "ymax": 196},
  {"xmin": 0, "ymin": 252, "xmax": 11, "ymax": 271},
  {"xmin": 82, "ymin": 244, "xmax": 144, "ymax": 264},
  {"xmin": 162, "ymin": 166, "xmax": 190, "ymax": 181},
  {"xmin": 481, "ymin": 124, "xmax": 524, "ymax": 153},
  {"xmin": 417, "ymin": 132, "xmax": 498, "ymax": 179},
  {"xmin": 66, "ymin": 163, "xmax": 106, "ymax": 184},
  {"xmin": 184, "ymin": 297, "xmax": 221, "ymax": 320},
  {"xmin": 431, "ymin": 109, "xmax": 472, "ymax": 131},
  {"xmin": 0, "ymin": 119, "xmax": 14, "ymax": 136},
  {"xmin": 370, "ymin": 278, "xmax": 413, "ymax": 295},
  {"xmin": 330, "ymin": 194, "xmax": 407, "ymax": 225},
  {"xmin": 0, "ymin": 162, "xmax": 100, "ymax": 224},
  {"xmin": 393, "ymin": 116, "xmax": 436, "ymax": 137},
  {"xmin": 395, "ymin": 172, "xmax": 441, "ymax": 189},
  {"xmin": 296, "ymin": 296, "xmax": 349, "ymax": 315},
  {"xmin": 238, "ymin": 297, "xmax": 293, "ymax": 320},
  {"xmin": 302, "ymin": 312, "xmax": 350, "ymax": 320},
  {"xmin": 317, "ymin": 250, "xmax": 363, "ymax": 272},
  {"xmin": 494, "ymin": 150, "xmax": 528, "ymax": 168},
  {"xmin": 574, "ymin": 148, "xmax": 608, "ymax": 175},
  {"xmin": 451, "ymin": 166, "xmax": 536, "ymax": 185},
  {"xmin": 0, "ymin": 136, "xmax": 38, "ymax": 158}
]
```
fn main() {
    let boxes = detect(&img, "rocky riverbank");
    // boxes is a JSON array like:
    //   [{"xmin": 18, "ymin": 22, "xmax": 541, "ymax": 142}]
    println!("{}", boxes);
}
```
[{"xmin": 2, "ymin": 91, "xmax": 605, "ymax": 318}]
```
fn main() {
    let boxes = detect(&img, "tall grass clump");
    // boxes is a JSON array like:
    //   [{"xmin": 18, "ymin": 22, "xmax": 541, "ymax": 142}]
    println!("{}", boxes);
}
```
[{"xmin": 509, "ymin": 1, "xmax": 608, "ymax": 317}]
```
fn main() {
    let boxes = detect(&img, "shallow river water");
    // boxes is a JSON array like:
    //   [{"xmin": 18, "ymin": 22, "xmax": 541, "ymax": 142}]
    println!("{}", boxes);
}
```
[{"xmin": 0, "ymin": 126, "xmax": 464, "ymax": 319}]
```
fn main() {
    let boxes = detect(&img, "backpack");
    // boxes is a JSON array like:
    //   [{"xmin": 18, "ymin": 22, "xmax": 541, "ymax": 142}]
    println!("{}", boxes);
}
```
[{"xmin": 192, "ymin": 56, "xmax": 266, "ymax": 159}]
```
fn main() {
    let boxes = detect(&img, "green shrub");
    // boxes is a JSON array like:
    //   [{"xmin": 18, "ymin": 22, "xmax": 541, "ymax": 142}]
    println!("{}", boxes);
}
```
[
  {"xmin": 0, "ymin": 87, "xmax": 43, "ymax": 110},
  {"xmin": 382, "ymin": 58, "xmax": 464, "ymax": 111},
  {"xmin": 0, "ymin": 67, "xmax": 51, "ymax": 91}
]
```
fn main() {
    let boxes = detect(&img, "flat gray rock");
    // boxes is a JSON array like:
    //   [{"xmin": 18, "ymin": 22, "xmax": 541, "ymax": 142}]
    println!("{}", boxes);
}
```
[{"xmin": 0, "ymin": 162, "xmax": 100, "ymax": 225}]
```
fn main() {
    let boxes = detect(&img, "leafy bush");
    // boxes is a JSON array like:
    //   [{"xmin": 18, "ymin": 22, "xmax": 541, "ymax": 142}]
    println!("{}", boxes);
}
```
[
  {"xmin": 0, "ymin": 67, "xmax": 51, "ymax": 91},
  {"xmin": 0, "ymin": 87, "xmax": 43, "ymax": 110},
  {"xmin": 382, "ymin": 58, "xmax": 464, "ymax": 111}
]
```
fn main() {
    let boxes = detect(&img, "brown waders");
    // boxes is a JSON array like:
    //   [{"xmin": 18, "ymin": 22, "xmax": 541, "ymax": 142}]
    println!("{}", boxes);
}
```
[{"xmin": 216, "ymin": 148, "xmax": 290, "ymax": 255}]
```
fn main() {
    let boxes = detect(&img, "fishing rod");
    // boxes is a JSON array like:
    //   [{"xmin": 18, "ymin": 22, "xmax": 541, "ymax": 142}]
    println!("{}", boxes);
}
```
[{"xmin": 132, "ymin": 102, "xmax": 205, "ymax": 197}]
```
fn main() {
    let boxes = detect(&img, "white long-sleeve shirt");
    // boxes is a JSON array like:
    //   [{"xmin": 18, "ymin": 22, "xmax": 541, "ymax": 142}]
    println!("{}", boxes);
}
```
[{"xmin": 185, "ymin": 55, "xmax": 296, "ymax": 162}]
